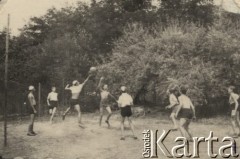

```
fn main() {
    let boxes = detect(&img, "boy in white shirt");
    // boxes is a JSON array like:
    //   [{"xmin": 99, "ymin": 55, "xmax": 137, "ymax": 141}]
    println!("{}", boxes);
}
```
[
  {"xmin": 118, "ymin": 86, "xmax": 137, "ymax": 140},
  {"xmin": 228, "ymin": 86, "xmax": 240, "ymax": 138},
  {"xmin": 47, "ymin": 86, "xmax": 58, "ymax": 124}
]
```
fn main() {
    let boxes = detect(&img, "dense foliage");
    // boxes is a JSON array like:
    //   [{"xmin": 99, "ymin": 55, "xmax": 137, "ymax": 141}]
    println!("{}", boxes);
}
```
[
  {"xmin": 99, "ymin": 21, "xmax": 240, "ymax": 115},
  {"xmin": 1, "ymin": 0, "xmax": 240, "ymax": 116}
]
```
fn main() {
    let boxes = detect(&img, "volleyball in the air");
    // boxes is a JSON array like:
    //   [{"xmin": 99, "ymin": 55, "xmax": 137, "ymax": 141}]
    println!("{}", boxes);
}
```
[
  {"xmin": 90, "ymin": 66, "xmax": 97, "ymax": 71},
  {"xmin": 89, "ymin": 66, "xmax": 97, "ymax": 75}
]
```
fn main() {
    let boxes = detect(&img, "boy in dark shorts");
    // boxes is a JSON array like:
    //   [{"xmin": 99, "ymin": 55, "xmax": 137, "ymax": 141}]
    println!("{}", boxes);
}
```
[
  {"xmin": 117, "ymin": 86, "xmax": 137, "ymax": 140},
  {"xmin": 62, "ymin": 75, "xmax": 90, "ymax": 128},
  {"xmin": 97, "ymin": 77, "xmax": 117, "ymax": 128},
  {"xmin": 47, "ymin": 86, "xmax": 59, "ymax": 124},
  {"xmin": 176, "ymin": 86, "xmax": 196, "ymax": 142},
  {"xmin": 166, "ymin": 87, "xmax": 179, "ymax": 130},
  {"xmin": 26, "ymin": 86, "xmax": 37, "ymax": 136},
  {"xmin": 228, "ymin": 86, "xmax": 240, "ymax": 138}
]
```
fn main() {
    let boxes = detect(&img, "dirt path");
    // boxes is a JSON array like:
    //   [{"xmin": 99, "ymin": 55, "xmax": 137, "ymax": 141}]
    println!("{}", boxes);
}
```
[{"xmin": 0, "ymin": 113, "xmax": 239, "ymax": 159}]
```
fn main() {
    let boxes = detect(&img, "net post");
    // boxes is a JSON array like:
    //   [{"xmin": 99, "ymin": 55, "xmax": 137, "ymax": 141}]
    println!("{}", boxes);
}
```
[
  {"xmin": 4, "ymin": 14, "xmax": 10, "ymax": 147},
  {"xmin": 38, "ymin": 83, "xmax": 41, "ymax": 117}
]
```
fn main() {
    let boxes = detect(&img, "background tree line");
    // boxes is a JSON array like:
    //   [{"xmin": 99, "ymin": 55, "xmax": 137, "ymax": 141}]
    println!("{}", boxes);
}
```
[{"xmin": 0, "ymin": 0, "xmax": 240, "ymax": 117}]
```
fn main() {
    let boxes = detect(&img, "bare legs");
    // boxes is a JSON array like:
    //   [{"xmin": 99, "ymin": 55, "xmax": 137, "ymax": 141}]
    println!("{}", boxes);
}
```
[
  {"xmin": 106, "ymin": 107, "xmax": 112, "ymax": 122},
  {"xmin": 49, "ymin": 108, "xmax": 52, "ymax": 115},
  {"xmin": 128, "ymin": 117, "xmax": 136, "ymax": 138},
  {"xmin": 179, "ymin": 118, "xmax": 192, "ymax": 141},
  {"xmin": 75, "ymin": 105, "xmax": 82, "ymax": 124},
  {"xmin": 62, "ymin": 104, "xmax": 85, "ymax": 128},
  {"xmin": 231, "ymin": 111, "xmax": 240, "ymax": 137},
  {"xmin": 120, "ymin": 116, "xmax": 137, "ymax": 140},
  {"xmin": 49, "ymin": 107, "xmax": 57, "ymax": 124},
  {"xmin": 236, "ymin": 112, "xmax": 240, "ymax": 135},
  {"xmin": 99, "ymin": 106, "xmax": 112, "ymax": 128},
  {"xmin": 63, "ymin": 107, "xmax": 71, "ymax": 117},
  {"xmin": 27, "ymin": 114, "xmax": 36, "ymax": 136},
  {"xmin": 170, "ymin": 113, "xmax": 178, "ymax": 130},
  {"xmin": 99, "ymin": 107, "xmax": 103, "ymax": 126},
  {"xmin": 62, "ymin": 107, "xmax": 71, "ymax": 121},
  {"xmin": 120, "ymin": 117, "xmax": 125, "ymax": 140}
]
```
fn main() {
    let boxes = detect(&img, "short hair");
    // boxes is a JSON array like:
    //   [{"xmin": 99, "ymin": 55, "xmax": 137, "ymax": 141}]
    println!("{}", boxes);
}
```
[
  {"xmin": 29, "ymin": 85, "xmax": 35, "ymax": 91},
  {"xmin": 180, "ymin": 85, "xmax": 188, "ymax": 94},
  {"xmin": 121, "ymin": 86, "xmax": 126, "ymax": 92},
  {"xmin": 72, "ymin": 80, "xmax": 79, "ymax": 85},
  {"xmin": 103, "ymin": 84, "xmax": 108, "ymax": 88},
  {"xmin": 229, "ymin": 86, "xmax": 235, "ymax": 92},
  {"xmin": 169, "ymin": 87, "xmax": 176, "ymax": 94}
]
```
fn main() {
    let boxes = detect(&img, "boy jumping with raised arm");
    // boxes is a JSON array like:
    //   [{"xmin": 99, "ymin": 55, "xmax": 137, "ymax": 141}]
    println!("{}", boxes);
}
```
[
  {"xmin": 118, "ymin": 86, "xmax": 137, "ymax": 140},
  {"xmin": 97, "ymin": 77, "xmax": 117, "ymax": 128},
  {"xmin": 228, "ymin": 86, "xmax": 240, "ymax": 138},
  {"xmin": 62, "ymin": 75, "xmax": 90, "ymax": 128}
]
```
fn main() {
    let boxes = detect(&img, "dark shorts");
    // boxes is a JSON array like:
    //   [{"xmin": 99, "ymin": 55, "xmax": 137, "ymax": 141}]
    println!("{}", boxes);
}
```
[
  {"xmin": 230, "ymin": 103, "xmax": 240, "ymax": 111},
  {"xmin": 121, "ymin": 106, "xmax": 132, "ymax": 117},
  {"xmin": 70, "ymin": 99, "xmax": 79, "ymax": 108},
  {"xmin": 178, "ymin": 108, "xmax": 193, "ymax": 119},
  {"xmin": 100, "ymin": 101, "xmax": 111, "ymax": 108},
  {"xmin": 49, "ymin": 101, "xmax": 58, "ymax": 109},
  {"xmin": 27, "ymin": 105, "xmax": 36, "ymax": 115}
]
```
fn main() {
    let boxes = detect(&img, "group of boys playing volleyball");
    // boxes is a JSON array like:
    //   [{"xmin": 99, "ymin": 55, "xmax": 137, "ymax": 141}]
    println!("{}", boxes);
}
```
[
  {"xmin": 166, "ymin": 85, "xmax": 240, "ymax": 140},
  {"xmin": 25, "ymin": 67, "xmax": 240, "ymax": 140},
  {"xmin": 26, "ymin": 71, "xmax": 137, "ymax": 140}
]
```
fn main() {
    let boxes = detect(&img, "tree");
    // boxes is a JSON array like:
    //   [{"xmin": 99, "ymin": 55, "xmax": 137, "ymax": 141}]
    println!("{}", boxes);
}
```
[
  {"xmin": 158, "ymin": 0, "xmax": 215, "ymax": 26},
  {"xmin": 98, "ymin": 22, "xmax": 240, "ymax": 116}
]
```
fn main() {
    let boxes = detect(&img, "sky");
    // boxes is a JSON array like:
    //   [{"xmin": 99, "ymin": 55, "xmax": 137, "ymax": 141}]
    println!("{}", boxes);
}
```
[
  {"xmin": 0, "ymin": 0, "xmax": 90, "ymax": 35},
  {"xmin": 215, "ymin": 0, "xmax": 240, "ymax": 13},
  {"xmin": 0, "ymin": 0, "xmax": 240, "ymax": 35}
]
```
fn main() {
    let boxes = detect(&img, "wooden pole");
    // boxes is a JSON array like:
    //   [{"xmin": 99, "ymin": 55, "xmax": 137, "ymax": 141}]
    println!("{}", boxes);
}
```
[
  {"xmin": 220, "ymin": 0, "xmax": 223, "ymax": 15},
  {"xmin": 62, "ymin": 78, "xmax": 65, "ymax": 107},
  {"xmin": 153, "ymin": 79, "xmax": 157, "ymax": 105},
  {"xmin": 4, "ymin": 14, "xmax": 10, "ymax": 147},
  {"xmin": 38, "ymin": 83, "xmax": 41, "ymax": 117}
]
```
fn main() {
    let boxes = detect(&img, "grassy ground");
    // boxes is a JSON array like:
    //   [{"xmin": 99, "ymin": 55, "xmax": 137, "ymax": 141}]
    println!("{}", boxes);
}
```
[{"xmin": 0, "ymin": 110, "xmax": 239, "ymax": 159}]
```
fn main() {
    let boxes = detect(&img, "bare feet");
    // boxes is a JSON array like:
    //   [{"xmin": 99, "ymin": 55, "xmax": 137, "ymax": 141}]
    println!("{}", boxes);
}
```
[
  {"xmin": 27, "ymin": 132, "xmax": 36, "ymax": 136},
  {"xmin": 62, "ymin": 114, "xmax": 65, "ymax": 121},
  {"xmin": 170, "ymin": 126, "xmax": 178, "ymax": 131},
  {"xmin": 105, "ymin": 120, "xmax": 110, "ymax": 128},
  {"xmin": 231, "ymin": 133, "xmax": 238, "ymax": 138},
  {"xmin": 79, "ymin": 123, "xmax": 86, "ymax": 129},
  {"xmin": 133, "ymin": 136, "xmax": 138, "ymax": 140}
]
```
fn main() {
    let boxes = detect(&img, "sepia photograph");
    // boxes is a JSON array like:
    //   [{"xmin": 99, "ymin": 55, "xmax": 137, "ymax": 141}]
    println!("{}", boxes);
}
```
[{"xmin": 0, "ymin": 0, "xmax": 240, "ymax": 158}]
